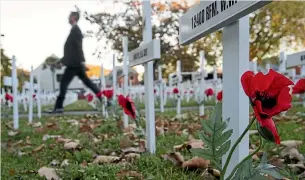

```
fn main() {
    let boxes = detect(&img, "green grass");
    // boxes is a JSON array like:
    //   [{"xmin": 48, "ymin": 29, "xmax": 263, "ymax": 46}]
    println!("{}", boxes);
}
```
[{"xmin": 1, "ymin": 105, "xmax": 304, "ymax": 179}]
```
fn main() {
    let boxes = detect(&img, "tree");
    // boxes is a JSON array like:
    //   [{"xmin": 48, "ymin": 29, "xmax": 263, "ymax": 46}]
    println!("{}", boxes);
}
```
[
  {"xmin": 84, "ymin": 1, "xmax": 305, "ymax": 78},
  {"xmin": 83, "ymin": 0, "xmax": 221, "ymax": 79},
  {"xmin": 42, "ymin": 54, "xmax": 62, "ymax": 91},
  {"xmin": 1, "ymin": 48, "xmax": 12, "ymax": 89}
]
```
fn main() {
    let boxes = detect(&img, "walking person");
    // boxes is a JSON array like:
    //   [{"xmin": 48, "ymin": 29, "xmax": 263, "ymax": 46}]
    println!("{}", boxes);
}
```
[{"xmin": 48, "ymin": 11, "xmax": 102, "ymax": 114}]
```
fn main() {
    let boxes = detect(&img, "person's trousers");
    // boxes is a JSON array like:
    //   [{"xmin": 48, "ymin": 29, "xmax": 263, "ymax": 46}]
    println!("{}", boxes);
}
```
[{"xmin": 54, "ymin": 66, "xmax": 100, "ymax": 109}]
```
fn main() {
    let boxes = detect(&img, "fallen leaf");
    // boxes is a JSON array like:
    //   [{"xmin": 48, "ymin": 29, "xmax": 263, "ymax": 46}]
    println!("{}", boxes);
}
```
[
  {"xmin": 207, "ymin": 167, "xmax": 221, "ymax": 178},
  {"xmin": 119, "ymin": 136, "xmax": 133, "ymax": 149},
  {"xmin": 60, "ymin": 159, "xmax": 69, "ymax": 167},
  {"xmin": 34, "ymin": 127, "xmax": 46, "ymax": 133},
  {"xmin": 161, "ymin": 152, "xmax": 184, "ymax": 167},
  {"xmin": 249, "ymin": 130, "xmax": 259, "ymax": 136},
  {"xmin": 67, "ymin": 119, "xmax": 79, "ymax": 126},
  {"xmin": 32, "ymin": 144, "xmax": 45, "ymax": 152},
  {"xmin": 116, "ymin": 170, "xmax": 143, "ymax": 180},
  {"xmin": 32, "ymin": 122, "xmax": 42, "ymax": 128},
  {"xmin": 121, "ymin": 147, "xmax": 146, "ymax": 154},
  {"xmin": 281, "ymin": 140, "xmax": 303, "ymax": 149},
  {"xmin": 125, "ymin": 153, "xmax": 140, "ymax": 163},
  {"xmin": 79, "ymin": 124, "xmax": 93, "ymax": 133},
  {"xmin": 38, "ymin": 167, "xmax": 59, "ymax": 180},
  {"xmin": 81, "ymin": 160, "xmax": 87, "ymax": 167},
  {"xmin": 182, "ymin": 157, "xmax": 210, "ymax": 170},
  {"xmin": 8, "ymin": 130, "xmax": 20, "ymax": 137},
  {"xmin": 49, "ymin": 160, "xmax": 58, "ymax": 166},
  {"xmin": 43, "ymin": 135, "xmax": 61, "ymax": 141},
  {"xmin": 92, "ymin": 155, "xmax": 120, "ymax": 164},
  {"xmin": 56, "ymin": 137, "xmax": 72, "ymax": 144},
  {"xmin": 63, "ymin": 140, "xmax": 79, "ymax": 150},
  {"xmin": 25, "ymin": 136, "xmax": 32, "ymax": 145}
]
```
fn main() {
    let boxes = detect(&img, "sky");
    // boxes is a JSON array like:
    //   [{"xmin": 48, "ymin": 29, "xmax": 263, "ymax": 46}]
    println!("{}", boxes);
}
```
[{"xmin": 0, "ymin": 0, "xmax": 145, "ymax": 72}]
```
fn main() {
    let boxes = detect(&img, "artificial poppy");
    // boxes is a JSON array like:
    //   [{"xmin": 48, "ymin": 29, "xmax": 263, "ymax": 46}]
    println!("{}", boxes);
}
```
[
  {"xmin": 217, "ymin": 91, "xmax": 222, "ymax": 102},
  {"xmin": 117, "ymin": 94, "xmax": 136, "ymax": 119},
  {"xmin": 86, "ymin": 93, "xmax": 94, "ymax": 102},
  {"xmin": 205, "ymin": 88, "xmax": 214, "ymax": 96},
  {"xmin": 102, "ymin": 89, "xmax": 114, "ymax": 99},
  {"xmin": 190, "ymin": 90, "xmax": 194, "ymax": 94},
  {"xmin": 96, "ymin": 91, "xmax": 103, "ymax": 98},
  {"xmin": 154, "ymin": 89, "xmax": 156, "ymax": 94},
  {"xmin": 33, "ymin": 94, "xmax": 36, "ymax": 98},
  {"xmin": 241, "ymin": 69, "xmax": 294, "ymax": 144},
  {"xmin": 5, "ymin": 93, "xmax": 13, "ymax": 102},
  {"xmin": 173, "ymin": 88, "xmax": 179, "ymax": 94},
  {"xmin": 292, "ymin": 79, "xmax": 305, "ymax": 94}
]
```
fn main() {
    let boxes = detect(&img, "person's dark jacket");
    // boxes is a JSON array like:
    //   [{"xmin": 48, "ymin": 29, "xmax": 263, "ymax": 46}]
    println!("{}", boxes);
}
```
[{"xmin": 61, "ymin": 25, "xmax": 85, "ymax": 68}]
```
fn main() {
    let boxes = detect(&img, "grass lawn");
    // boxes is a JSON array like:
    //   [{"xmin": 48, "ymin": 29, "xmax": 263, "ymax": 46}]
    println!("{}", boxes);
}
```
[{"xmin": 1, "ymin": 104, "xmax": 304, "ymax": 179}]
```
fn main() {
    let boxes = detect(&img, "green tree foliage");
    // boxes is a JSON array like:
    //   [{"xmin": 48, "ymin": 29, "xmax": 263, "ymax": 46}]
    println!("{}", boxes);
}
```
[{"xmin": 84, "ymin": 1, "xmax": 305, "ymax": 77}]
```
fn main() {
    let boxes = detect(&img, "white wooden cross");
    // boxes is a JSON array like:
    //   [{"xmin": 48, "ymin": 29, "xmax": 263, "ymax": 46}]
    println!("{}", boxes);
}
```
[
  {"xmin": 127, "ymin": 0, "xmax": 161, "ymax": 154},
  {"xmin": 122, "ymin": 36, "xmax": 129, "ymax": 127},
  {"xmin": 179, "ymin": 0, "xmax": 271, "ymax": 177},
  {"xmin": 286, "ymin": 50, "xmax": 305, "ymax": 81}
]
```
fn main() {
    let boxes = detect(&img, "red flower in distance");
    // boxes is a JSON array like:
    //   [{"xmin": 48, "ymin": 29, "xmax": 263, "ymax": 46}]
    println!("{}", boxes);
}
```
[
  {"xmin": 173, "ymin": 88, "xmax": 179, "ymax": 94},
  {"xmin": 241, "ymin": 69, "xmax": 294, "ymax": 144},
  {"xmin": 154, "ymin": 89, "xmax": 156, "ymax": 94},
  {"xmin": 217, "ymin": 91, "xmax": 222, "ymax": 102},
  {"xmin": 292, "ymin": 79, "xmax": 305, "ymax": 94},
  {"xmin": 86, "ymin": 93, "xmax": 94, "ymax": 102},
  {"xmin": 33, "ymin": 94, "xmax": 36, "ymax": 98},
  {"xmin": 117, "ymin": 94, "xmax": 136, "ymax": 119},
  {"xmin": 102, "ymin": 89, "xmax": 114, "ymax": 99},
  {"xmin": 205, "ymin": 88, "xmax": 214, "ymax": 96},
  {"xmin": 5, "ymin": 93, "xmax": 13, "ymax": 102},
  {"xmin": 190, "ymin": 90, "xmax": 194, "ymax": 94},
  {"xmin": 96, "ymin": 91, "xmax": 103, "ymax": 98}
]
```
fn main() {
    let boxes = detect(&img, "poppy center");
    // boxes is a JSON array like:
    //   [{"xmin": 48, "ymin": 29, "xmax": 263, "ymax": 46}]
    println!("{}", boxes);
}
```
[{"xmin": 255, "ymin": 91, "xmax": 277, "ymax": 109}]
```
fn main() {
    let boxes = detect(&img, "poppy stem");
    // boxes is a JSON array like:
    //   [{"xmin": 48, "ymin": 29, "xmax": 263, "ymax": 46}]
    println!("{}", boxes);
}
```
[
  {"xmin": 221, "ymin": 116, "xmax": 256, "ymax": 179},
  {"xmin": 225, "ymin": 135, "xmax": 263, "ymax": 180}
]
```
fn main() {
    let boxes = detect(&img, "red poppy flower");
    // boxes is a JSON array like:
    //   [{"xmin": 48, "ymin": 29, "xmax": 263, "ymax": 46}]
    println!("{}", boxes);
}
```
[
  {"xmin": 86, "ymin": 93, "xmax": 94, "ymax": 102},
  {"xmin": 217, "ymin": 91, "xmax": 222, "ymax": 101},
  {"xmin": 173, "ymin": 88, "xmax": 179, "ymax": 94},
  {"xmin": 190, "ymin": 90, "xmax": 194, "ymax": 94},
  {"xmin": 241, "ymin": 69, "xmax": 294, "ymax": 144},
  {"xmin": 96, "ymin": 91, "xmax": 103, "ymax": 98},
  {"xmin": 5, "ymin": 93, "xmax": 13, "ymax": 102},
  {"xmin": 102, "ymin": 89, "xmax": 114, "ymax": 99},
  {"xmin": 205, "ymin": 88, "xmax": 214, "ymax": 96},
  {"xmin": 292, "ymin": 79, "xmax": 305, "ymax": 94},
  {"xmin": 154, "ymin": 89, "xmax": 156, "ymax": 94},
  {"xmin": 117, "ymin": 94, "xmax": 136, "ymax": 119},
  {"xmin": 33, "ymin": 94, "xmax": 36, "ymax": 98}
]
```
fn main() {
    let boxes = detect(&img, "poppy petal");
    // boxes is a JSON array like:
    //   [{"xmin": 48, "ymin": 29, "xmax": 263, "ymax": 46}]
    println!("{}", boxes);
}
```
[
  {"xmin": 266, "ymin": 70, "xmax": 294, "ymax": 96},
  {"xmin": 241, "ymin": 71, "xmax": 254, "ymax": 97},
  {"xmin": 251, "ymin": 72, "xmax": 274, "ymax": 93}
]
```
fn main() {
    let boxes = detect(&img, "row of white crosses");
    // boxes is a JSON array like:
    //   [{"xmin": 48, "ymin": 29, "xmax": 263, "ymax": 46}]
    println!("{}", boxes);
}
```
[{"xmin": 179, "ymin": 0, "xmax": 271, "ymax": 177}]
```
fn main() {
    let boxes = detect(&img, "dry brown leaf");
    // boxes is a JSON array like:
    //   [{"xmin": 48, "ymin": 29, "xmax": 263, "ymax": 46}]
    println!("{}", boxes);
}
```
[
  {"xmin": 207, "ymin": 167, "xmax": 221, "ymax": 178},
  {"xmin": 119, "ymin": 136, "xmax": 133, "ymax": 149},
  {"xmin": 34, "ymin": 127, "xmax": 45, "ymax": 133},
  {"xmin": 182, "ymin": 157, "xmax": 210, "ymax": 170},
  {"xmin": 8, "ymin": 130, "xmax": 20, "ymax": 137},
  {"xmin": 281, "ymin": 140, "xmax": 303, "ymax": 148},
  {"xmin": 125, "ymin": 153, "xmax": 140, "ymax": 162},
  {"xmin": 92, "ymin": 155, "xmax": 120, "ymax": 164},
  {"xmin": 79, "ymin": 124, "xmax": 93, "ymax": 133},
  {"xmin": 60, "ymin": 159, "xmax": 69, "ymax": 167},
  {"xmin": 121, "ymin": 147, "xmax": 146, "ymax": 154},
  {"xmin": 38, "ymin": 166, "xmax": 59, "ymax": 180},
  {"xmin": 32, "ymin": 144, "xmax": 45, "ymax": 152},
  {"xmin": 5, "ymin": 122, "xmax": 13, "ymax": 130},
  {"xmin": 49, "ymin": 144, "xmax": 56, "ymax": 150},
  {"xmin": 122, "ymin": 124, "xmax": 137, "ymax": 133},
  {"xmin": 81, "ymin": 160, "xmax": 88, "ymax": 167},
  {"xmin": 156, "ymin": 126, "xmax": 165, "ymax": 136},
  {"xmin": 56, "ymin": 137, "xmax": 72, "ymax": 144},
  {"xmin": 67, "ymin": 119, "xmax": 79, "ymax": 126},
  {"xmin": 32, "ymin": 122, "xmax": 42, "ymax": 128},
  {"xmin": 269, "ymin": 157, "xmax": 285, "ymax": 168},
  {"xmin": 63, "ymin": 140, "xmax": 79, "ymax": 150},
  {"xmin": 161, "ymin": 152, "xmax": 184, "ymax": 167},
  {"xmin": 80, "ymin": 119, "xmax": 88, "ymax": 123},
  {"xmin": 288, "ymin": 163, "xmax": 305, "ymax": 172},
  {"xmin": 249, "ymin": 130, "xmax": 259, "ymax": 136},
  {"xmin": 24, "ymin": 136, "xmax": 32, "ymax": 146},
  {"xmin": 116, "ymin": 170, "xmax": 143, "ymax": 180},
  {"xmin": 281, "ymin": 148, "xmax": 304, "ymax": 161},
  {"xmin": 89, "ymin": 123, "xmax": 100, "ymax": 129}
]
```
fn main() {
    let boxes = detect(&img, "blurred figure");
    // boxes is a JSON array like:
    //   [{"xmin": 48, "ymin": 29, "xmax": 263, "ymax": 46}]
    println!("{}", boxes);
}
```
[{"xmin": 48, "ymin": 11, "xmax": 102, "ymax": 114}]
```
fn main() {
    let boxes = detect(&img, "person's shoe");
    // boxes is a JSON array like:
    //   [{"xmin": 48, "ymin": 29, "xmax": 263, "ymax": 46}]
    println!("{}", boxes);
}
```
[{"xmin": 46, "ymin": 108, "xmax": 64, "ymax": 114}]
